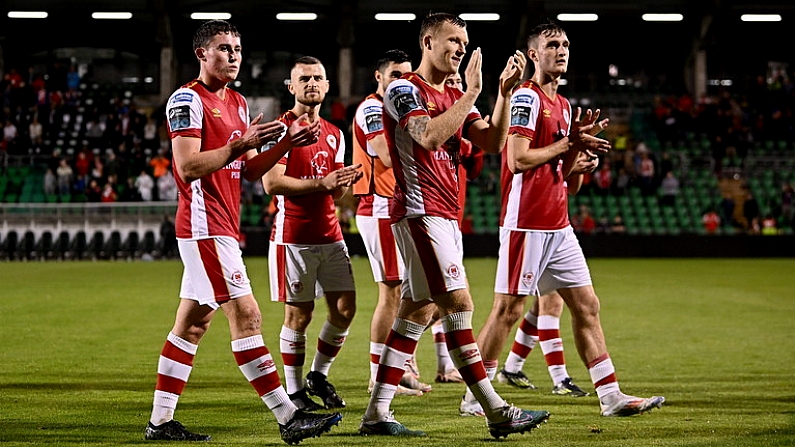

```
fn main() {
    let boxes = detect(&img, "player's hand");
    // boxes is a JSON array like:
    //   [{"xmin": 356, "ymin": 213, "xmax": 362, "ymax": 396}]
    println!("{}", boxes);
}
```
[
  {"xmin": 569, "ymin": 107, "xmax": 610, "ymax": 154},
  {"xmin": 587, "ymin": 109, "xmax": 609, "ymax": 136},
  {"xmin": 498, "ymin": 50, "xmax": 526, "ymax": 97},
  {"xmin": 284, "ymin": 113, "xmax": 321, "ymax": 147},
  {"xmin": 463, "ymin": 47, "xmax": 482, "ymax": 96},
  {"xmin": 241, "ymin": 113, "xmax": 288, "ymax": 151},
  {"xmin": 571, "ymin": 151, "xmax": 599, "ymax": 174},
  {"xmin": 320, "ymin": 164, "xmax": 363, "ymax": 190}
]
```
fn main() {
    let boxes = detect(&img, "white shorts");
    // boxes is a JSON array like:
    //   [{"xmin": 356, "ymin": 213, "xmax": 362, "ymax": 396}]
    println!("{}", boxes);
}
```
[
  {"xmin": 178, "ymin": 236, "xmax": 252, "ymax": 309},
  {"xmin": 494, "ymin": 226, "xmax": 592, "ymax": 296},
  {"xmin": 392, "ymin": 216, "xmax": 467, "ymax": 301},
  {"xmin": 356, "ymin": 215, "xmax": 405, "ymax": 283},
  {"xmin": 269, "ymin": 241, "xmax": 355, "ymax": 302}
]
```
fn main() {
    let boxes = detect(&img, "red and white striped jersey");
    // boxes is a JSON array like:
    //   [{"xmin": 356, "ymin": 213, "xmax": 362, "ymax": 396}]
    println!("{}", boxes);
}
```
[
  {"xmin": 500, "ymin": 80, "xmax": 572, "ymax": 231},
  {"xmin": 166, "ymin": 80, "xmax": 250, "ymax": 240},
  {"xmin": 383, "ymin": 73, "xmax": 481, "ymax": 222}
]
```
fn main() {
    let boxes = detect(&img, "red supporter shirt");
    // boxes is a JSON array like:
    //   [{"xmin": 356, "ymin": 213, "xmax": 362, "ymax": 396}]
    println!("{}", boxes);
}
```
[
  {"xmin": 166, "ymin": 80, "xmax": 249, "ymax": 240},
  {"xmin": 382, "ymin": 73, "xmax": 481, "ymax": 223},
  {"xmin": 269, "ymin": 111, "xmax": 345, "ymax": 245},
  {"xmin": 501, "ymin": 80, "xmax": 572, "ymax": 231}
]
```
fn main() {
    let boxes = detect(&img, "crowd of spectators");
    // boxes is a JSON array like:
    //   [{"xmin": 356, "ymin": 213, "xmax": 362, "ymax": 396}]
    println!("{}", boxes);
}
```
[
  {"xmin": 648, "ymin": 71, "xmax": 795, "ymax": 170},
  {"xmin": 2, "ymin": 63, "xmax": 794, "ymax": 236},
  {"xmin": 1, "ymin": 64, "xmax": 173, "ymax": 203}
]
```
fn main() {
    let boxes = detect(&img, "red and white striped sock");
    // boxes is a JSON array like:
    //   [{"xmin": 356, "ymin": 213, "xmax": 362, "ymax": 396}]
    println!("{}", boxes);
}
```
[
  {"xmin": 151, "ymin": 332, "xmax": 197, "ymax": 426},
  {"xmin": 444, "ymin": 311, "xmax": 506, "ymax": 419},
  {"xmin": 538, "ymin": 315, "xmax": 570, "ymax": 385},
  {"xmin": 503, "ymin": 310, "xmax": 538, "ymax": 373},
  {"xmin": 588, "ymin": 353, "xmax": 620, "ymax": 399},
  {"xmin": 232, "ymin": 334, "xmax": 294, "ymax": 424},
  {"xmin": 369, "ymin": 342, "xmax": 384, "ymax": 383},
  {"xmin": 279, "ymin": 326, "xmax": 306, "ymax": 395},
  {"xmin": 364, "ymin": 318, "xmax": 423, "ymax": 421},
  {"xmin": 311, "ymin": 321, "xmax": 349, "ymax": 377}
]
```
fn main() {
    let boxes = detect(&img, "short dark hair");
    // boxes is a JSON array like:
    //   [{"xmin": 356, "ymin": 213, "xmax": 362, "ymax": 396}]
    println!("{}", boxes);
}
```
[
  {"xmin": 293, "ymin": 55, "xmax": 323, "ymax": 69},
  {"xmin": 375, "ymin": 49, "xmax": 412, "ymax": 73},
  {"xmin": 526, "ymin": 20, "xmax": 566, "ymax": 50},
  {"xmin": 419, "ymin": 12, "xmax": 466, "ymax": 50},
  {"xmin": 193, "ymin": 20, "xmax": 240, "ymax": 50}
]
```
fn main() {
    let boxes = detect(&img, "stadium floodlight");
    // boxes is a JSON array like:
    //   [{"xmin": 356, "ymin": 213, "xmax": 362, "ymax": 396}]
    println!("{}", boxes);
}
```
[
  {"xmin": 92, "ymin": 12, "xmax": 133, "ymax": 19},
  {"xmin": 459, "ymin": 13, "xmax": 500, "ymax": 21},
  {"xmin": 190, "ymin": 12, "xmax": 232, "ymax": 20},
  {"xmin": 8, "ymin": 11, "xmax": 48, "ymax": 18},
  {"xmin": 276, "ymin": 13, "xmax": 318, "ymax": 21},
  {"xmin": 642, "ymin": 13, "xmax": 684, "ymax": 22},
  {"xmin": 740, "ymin": 14, "xmax": 781, "ymax": 22},
  {"xmin": 557, "ymin": 14, "xmax": 598, "ymax": 22},
  {"xmin": 375, "ymin": 13, "xmax": 416, "ymax": 21}
]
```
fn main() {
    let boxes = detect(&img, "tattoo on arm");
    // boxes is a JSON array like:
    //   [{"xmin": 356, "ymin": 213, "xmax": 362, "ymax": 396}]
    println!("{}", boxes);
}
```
[{"xmin": 407, "ymin": 116, "xmax": 430, "ymax": 144}]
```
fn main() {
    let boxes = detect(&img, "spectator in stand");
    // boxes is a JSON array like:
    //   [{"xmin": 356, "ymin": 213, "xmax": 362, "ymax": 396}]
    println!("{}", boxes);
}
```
[
  {"xmin": 134, "ymin": 169, "xmax": 154, "ymax": 202},
  {"xmin": 74, "ymin": 148, "xmax": 92, "ymax": 180},
  {"xmin": 29, "ymin": 115, "xmax": 43, "ymax": 148},
  {"xmin": 56, "ymin": 158, "xmax": 74, "ymax": 196},
  {"xmin": 659, "ymin": 170, "xmax": 679, "ymax": 207},
  {"xmin": 157, "ymin": 170, "xmax": 178, "ymax": 201},
  {"xmin": 85, "ymin": 179, "xmax": 102, "ymax": 202},
  {"xmin": 743, "ymin": 188, "xmax": 760, "ymax": 234},
  {"xmin": 2, "ymin": 119, "xmax": 18, "ymax": 154},
  {"xmin": 593, "ymin": 161, "xmax": 612, "ymax": 196},
  {"xmin": 43, "ymin": 168, "xmax": 57, "ymax": 196},
  {"xmin": 149, "ymin": 149, "xmax": 171, "ymax": 179},
  {"xmin": 610, "ymin": 214, "xmax": 626, "ymax": 233},
  {"xmin": 100, "ymin": 183, "xmax": 118, "ymax": 203},
  {"xmin": 611, "ymin": 166, "xmax": 630, "ymax": 196},
  {"xmin": 761, "ymin": 214, "xmax": 778, "ymax": 235},
  {"xmin": 703, "ymin": 207, "xmax": 721, "ymax": 234},
  {"xmin": 637, "ymin": 150, "xmax": 655, "ymax": 196},
  {"xmin": 149, "ymin": 149, "xmax": 171, "ymax": 200},
  {"xmin": 143, "ymin": 116, "xmax": 159, "ymax": 151},
  {"xmin": 573, "ymin": 204, "xmax": 596, "ymax": 235},
  {"xmin": 90, "ymin": 157, "xmax": 105, "ymax": 185}
]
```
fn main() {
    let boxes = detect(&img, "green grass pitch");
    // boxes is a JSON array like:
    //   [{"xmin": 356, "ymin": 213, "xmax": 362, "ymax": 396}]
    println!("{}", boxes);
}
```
[{"xmin": 1, "ymin": 257, "xmax": 794, "ymax": 446}]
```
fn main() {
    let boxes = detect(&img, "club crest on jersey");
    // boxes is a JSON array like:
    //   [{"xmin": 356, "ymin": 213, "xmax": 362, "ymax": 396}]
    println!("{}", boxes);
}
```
[
  {"xmin": 290, "ymin": 280, "xmax": 304, "ymax": 294},
  {"xmin": 447, "ymin": 263, "xmax": 461, "ymax": 280},
  {"xmin": 310, "ymin": 151, "xmax": 330, "ymax": 176},
  {"xmin": 238, "ymin": 106, "xmax": 247, "ymax": 124},
  {"xmin": 326, "ymin": 134, "xmax": 337, "ymax": 149},
  {"xmin": 521, "ymin": 271, "xmax": 534, "ymax": 286},
  {"xmin": 230, "ymin": 270, "xmax": 245, "ymax": 285}
]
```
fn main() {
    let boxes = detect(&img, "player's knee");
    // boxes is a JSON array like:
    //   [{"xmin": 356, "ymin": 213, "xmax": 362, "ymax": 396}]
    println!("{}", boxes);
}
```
[{"xmin": 571, "ymin": 293, "xmax": 600, "ymax": 319}]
